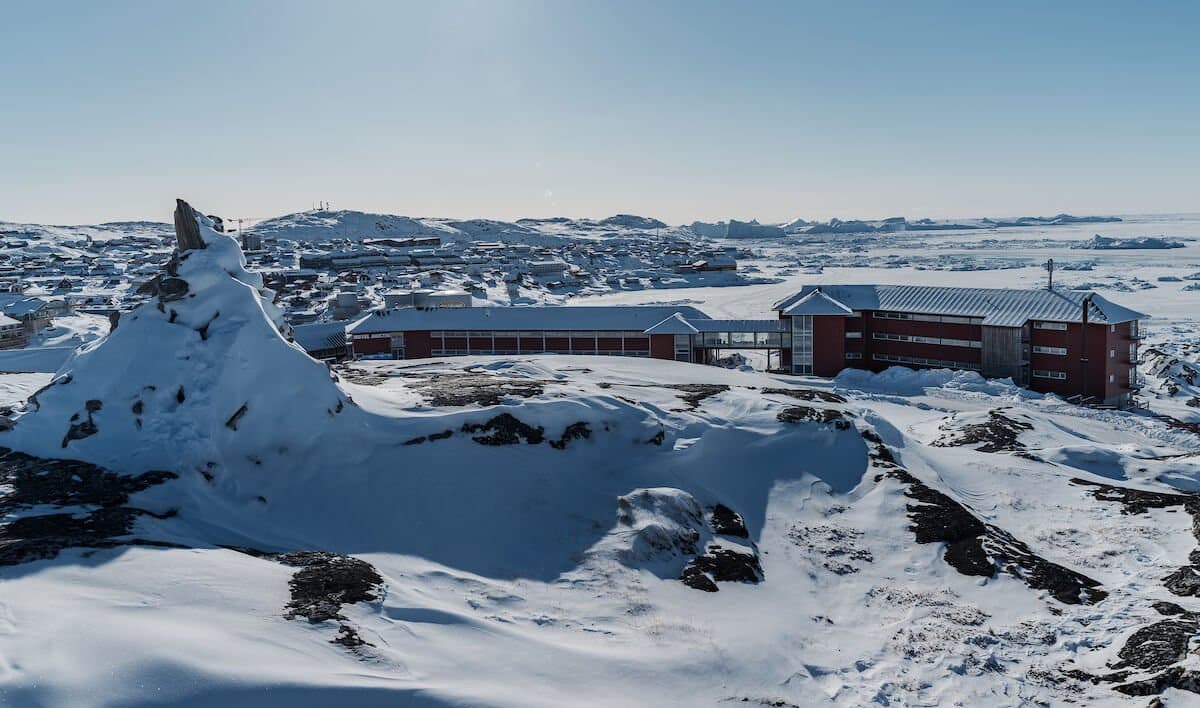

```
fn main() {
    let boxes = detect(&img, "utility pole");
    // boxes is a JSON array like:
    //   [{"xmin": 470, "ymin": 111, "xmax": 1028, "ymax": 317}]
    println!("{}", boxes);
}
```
[{"xmin": 1045, "ymin": 258, "xmax": 1054, "ymax": 290}]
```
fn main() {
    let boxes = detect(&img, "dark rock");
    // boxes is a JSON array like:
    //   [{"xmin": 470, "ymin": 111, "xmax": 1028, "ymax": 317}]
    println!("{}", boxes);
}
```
[
  {"xmin": 158, "ymin": 277, "xmax": 190, "ymax": 302},
  {"xmin": 776, "ymin": 406, "xmax": 852, "ymax": 429},
  {"xmin": 668, "ymin": 384, "xmax": 729, "ymax": 410},
  {"xmin": 933, "ymin": 409, "xmax": 1033, "ymax": 453},
  {"xmin": 461, "ymin": 413, "xmax": 544, "ymax": 445},
  {"xmin": 549, "ymin": 422, "xmax": 591, "ymax": 449},
  {"xmin": 276, "ymin": 551, "xmax": 383, "ymax": 625},
  {"xmin": 1115, "ymin": 619, "xmax": 1200, "ymax": 672},
  {"xmin": 645, "ymin": 429, "xmax": 665, "ymax": 446},
  {"xmin": 763, "ymin": 387, "xmax": 846, "ymax": 404},
  {"xmin": 710, "ymin": 504, "xmax": 749, "ymax": 538},
  {"xmin": 225, "ymin": 403, "xmax": 248, "ymax": 431},
  {"xmin": 680, "ymin": 571, "xmax": 718, "ymax": 592},
  {"xmin": 175, "ymin": 387, "xmax": 186, "ymax": 404},
  {"xmin": 1115, "ymin": 666, "xmax": 1200, "ymax": 697},
  {"xmin": 681, "ymin": 545, "xmax": 764, "ymax": 590},
  {"xmin": 0, "ymin": 448, "xmax": 178, "ymax": 565},
  {"xmin": 1164, "ymin": 566, "xmax": 1200, "ymax": 597},
  {"xmin": 173, "ymin": 199, "xmax": 207, "ymax": 252},
  {"xmin": 889, "ymin": 468, "xmax": 1106, "ymax": 604},
  {"xmin": 399, "ymin": 372, "xmax": 548, "ymax": 407}
]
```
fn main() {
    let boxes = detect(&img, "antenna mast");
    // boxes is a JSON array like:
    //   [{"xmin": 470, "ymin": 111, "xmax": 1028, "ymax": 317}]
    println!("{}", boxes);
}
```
[{"xmin": 1045, "ymin": 258, "xmax": 1055, "ymax": 290}]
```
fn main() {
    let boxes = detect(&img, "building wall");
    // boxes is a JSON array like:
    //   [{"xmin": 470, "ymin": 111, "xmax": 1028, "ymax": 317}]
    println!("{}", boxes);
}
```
[
  {"xmin": 812, "ymin": 316, "xmax": 846, "ymax": 376},
  {"xmin": 649, "ymin": 334, "xmax": 674, "ymax": 360}
]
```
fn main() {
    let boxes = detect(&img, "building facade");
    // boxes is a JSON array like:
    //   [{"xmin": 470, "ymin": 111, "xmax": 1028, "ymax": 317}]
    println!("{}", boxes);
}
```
[
  {"xmin": 773, "ymin": 285, "xmax": 1145, "ymax": 406},
  {"xmin": 345, "ymin": 284, "xmax": 1147, "ymax": 407}
]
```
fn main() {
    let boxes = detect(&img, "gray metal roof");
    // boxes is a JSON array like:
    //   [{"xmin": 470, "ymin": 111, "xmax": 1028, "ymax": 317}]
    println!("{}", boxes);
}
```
[
  {"xmin": 773, "ymin": 285, "xmax": 1147, "ymax": 327},
  {"xmin": 349, "ymin": 305, "xmax": 712, "ymax": 334},
  {"xmin": 292, "ymin": 321, "xmax": 348, "ymax": 352},
  {"xmin": 643, "ymin": 315, "xmax": 789, "ymax": 334}
]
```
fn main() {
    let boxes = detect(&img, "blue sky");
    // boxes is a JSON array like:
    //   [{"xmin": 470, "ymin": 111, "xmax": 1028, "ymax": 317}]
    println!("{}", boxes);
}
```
[{"xmin": 1, "ymin": 0, "xmax": 1197, "ymax": 224}]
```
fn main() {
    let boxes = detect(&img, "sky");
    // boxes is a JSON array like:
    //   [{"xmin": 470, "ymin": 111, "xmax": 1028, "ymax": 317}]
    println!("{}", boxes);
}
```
[{"xmin": 1, "ymin": 0, "xmax": 1197, "ymax": 225}]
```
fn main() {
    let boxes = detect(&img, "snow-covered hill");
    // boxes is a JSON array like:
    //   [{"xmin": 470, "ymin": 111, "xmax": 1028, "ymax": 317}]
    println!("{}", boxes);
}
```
[
  {"xmin": 2, "ymin": 206, "xmax": 1200, "ymax": 706},
  {"xmin": 248, "ymin": 209, "xmax": 683, "ymax": 245}
]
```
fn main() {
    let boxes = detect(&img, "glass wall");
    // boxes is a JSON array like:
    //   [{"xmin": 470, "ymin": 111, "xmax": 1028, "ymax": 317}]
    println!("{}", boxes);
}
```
[{"xmin": 792, "ymin": 315, "xmax": 813, "ymax": 374}]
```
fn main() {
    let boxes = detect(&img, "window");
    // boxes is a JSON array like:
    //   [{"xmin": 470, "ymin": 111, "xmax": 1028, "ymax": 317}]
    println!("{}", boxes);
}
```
[
  {"xmin": 1110, "ymin": 349, "xmax": 1116, "ymax": 359},
  {"xmin": 845, "ymin": 331, "xmax": 862, "ymax": 339},
  {"xmin": 871, "ymin": 353, "xmax": 982, "ymax": 371},
  {"xmin": 1034, "ymin": 322, "xmax": 1068, "ymax": 331},
  {"xmin": 792, "ymin": 315, "xmax": 813, "ymax": 374},
  {"xmin": 1032, "ymin": 369, "xmax": 1067, "ymax": 380},
  {"xmin": 1032, "ymin": 345, "xmax": 1067, "ymax": 355},
  {"xmin": 1111, "ymin": 325, "xmax": 1116, "ymax": 333},
  {"xmin": 1109, "ymin": 374, "xmax": 1115, "ymax": 383},
  {"xmin": 845, "ymin": 352, "xmax": 862, "ymax": 360}
]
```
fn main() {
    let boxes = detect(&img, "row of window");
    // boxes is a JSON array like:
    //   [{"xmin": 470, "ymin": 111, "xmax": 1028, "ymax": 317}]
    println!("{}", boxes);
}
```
[
  {"xmin": 428, "ymin": 330, "xmax": 648, "ymax": 338},
  {"xmin": 1032, "ymin": 369, "xmax": 1067, "ymax": 380},
  {"xmin": 1032, "ymin": 345, "xmax": 1068, "ymax": 355},
  {"xmin": 871, "ymin": 332, "xmax": 982, "ymax": 348},
  {"xmin": 872, "ymin": 311, "xmax": 984, "ymax": 325},
  {"xmin": 695, "ymin": 331, "xmax": 789, "ymax": 347},
  {"xmin": 431, "ymin": 349, "xmax": 651, "ymax": 357},
  {"xmin": 1033, "ymin": 322, "xmax": 1068, "ymax": 331},
  {"xmin": 872, "ymin": 353, "xmax": 983, "ymax": 371}
]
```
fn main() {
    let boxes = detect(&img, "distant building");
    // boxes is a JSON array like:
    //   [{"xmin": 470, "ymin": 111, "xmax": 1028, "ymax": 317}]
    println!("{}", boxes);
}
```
[
  {"xmin": 241, "ymin": 233, "xmax": 264, "ymax": 251},
  {"xmin": 291, "ymin": 322, "xmax": 349, "ymax": 362},
  {"xmin": 0, "ymin": 314, "xmax": 26, "ymax": 350},
  {"xmin": 0, "ymin": 296, "xmax": 51, "ymax": 333}
]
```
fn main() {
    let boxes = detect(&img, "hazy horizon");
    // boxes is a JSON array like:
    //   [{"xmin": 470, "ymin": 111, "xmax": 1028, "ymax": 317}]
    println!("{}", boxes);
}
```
[{"xmin": 3, "ymin": 0, "xmax": 1197, "ymax": 225}]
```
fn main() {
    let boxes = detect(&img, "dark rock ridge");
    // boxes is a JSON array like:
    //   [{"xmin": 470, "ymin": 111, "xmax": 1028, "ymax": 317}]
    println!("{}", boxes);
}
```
[
  {"xmin": 933, "ymin": 408, "xmax": 1033, "ymax": 454},
  {"xmin": 276, "ymin": 551, "xmax": 384, "ymax": 649},
  {"xmin": 762, "ymin": 387, "xmax": 847, "ymax": 404},
  {"xmin": 1069, "ymin": 479, "xmax": 1200, "ymax": 697},
  {"xmin": 860, "ymin": 431, "xmax": 1106, "ymax": 604},
  {"xmin": 0, "ymin": 447, "xmax": 178, "ymax": 566},
  {"xmin": 776, "ymin": 406, "xmax": 852, "ymax": 429}
]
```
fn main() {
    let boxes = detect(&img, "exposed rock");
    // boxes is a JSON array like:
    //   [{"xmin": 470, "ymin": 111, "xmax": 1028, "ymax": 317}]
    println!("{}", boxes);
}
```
[
  {"xmin": 668, "ymin": 384, "xmax": 729, "ymax": 410},
  {"xmin": 711, "ymin": 504, "xmax": 749, "ymax": 538},
  {"xmin": 277, "ymin": 551, "xmax": 383, "ymax": 624},
  {"xmin": 886, "ymin": 463, "xmax": 1105, "ymax": 603},
  {"xmin": 776, "ymin": 406, "xmax": 852, "ymax": 429},
  {"xmin": 548, "ymin": 422, "xmax": 591, "ymax": 449},
  {"xmin": 173, "ymin": 198, "xmax": 207, "ymax": 252},
  {"xmin": 1114, "ymin": 619, "xmax": 1200, "ymax": 673},
  {"xmin": 763, "ymin": 387, "xmax": 846, "ymax": 404},
  {"xmin": 681, "ymin": 545, "xmax": 764, "ymax": 589},
  {"xmin": 461, "ymin": 413, "xmax": 544, "ymax": 445},
  {"xmin": 225, "ymin": 403, "xmax": 248, "ymax": 431},
  {"xmin": 0, "ymin": 448, "xmax": 178, "ymax": 565},
  {"xmin": 933, "ymin": 409, "xmax": 1032, "ymax": 453}
]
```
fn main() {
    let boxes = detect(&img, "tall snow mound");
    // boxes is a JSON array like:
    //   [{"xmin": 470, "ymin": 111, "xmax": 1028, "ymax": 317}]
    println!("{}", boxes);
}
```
[{"xmin": 7, "ymin": 207, "xmax": 352, "ymax": 473}]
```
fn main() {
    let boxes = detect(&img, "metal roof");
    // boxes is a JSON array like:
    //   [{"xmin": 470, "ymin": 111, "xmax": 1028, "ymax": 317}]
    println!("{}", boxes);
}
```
[
  {"xmin": 349, "ymin": 305, "xmax": 712, "ymax": 334},
  {"xmin": 773, "ymin": 285, "xmax": 1147, "ymax": 327},
  {"xmin": 292, "ymin": 321, "xmax": 349, "ymax": 352},
  {"xmin": 643, "ymin": 315, "xmax": 789, "ymax": 334}
]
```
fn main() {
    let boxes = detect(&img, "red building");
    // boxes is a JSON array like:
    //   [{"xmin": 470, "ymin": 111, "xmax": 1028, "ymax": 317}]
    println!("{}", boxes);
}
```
[
  {"xmin": 346, "ymin": 285, "xmax": 1147, "ymax": 407},
  {"xmin": 772, "ymin": 285, "xmax": 1146, "ymax": 406}
]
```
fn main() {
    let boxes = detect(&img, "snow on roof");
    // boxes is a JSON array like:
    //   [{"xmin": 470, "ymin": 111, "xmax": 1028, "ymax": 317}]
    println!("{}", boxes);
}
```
[
  {"xmin": 773, "ymin": 285, "xmax": 1148, "ymax": 326},
  {"xmin": 1, "ymin": 297, "xmax": 49, "ymax": 318},
  {"xmin": 778, "ymin": 289, "xmax": 855, "ymax": 316},
  {"xmin": 349, "ymin": 305, "xmax": 712, "ymax": 334},
  {"xmin": 0, "ymin": 313, "xmax": 20, "ymax": 327},
  {"xmin": 644, "ymin": 313, "xmax": 697, "ymax": 334}
]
